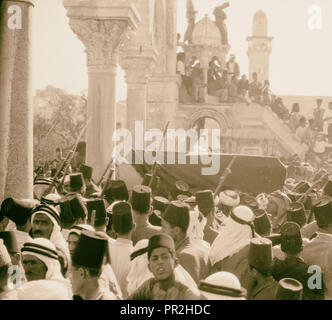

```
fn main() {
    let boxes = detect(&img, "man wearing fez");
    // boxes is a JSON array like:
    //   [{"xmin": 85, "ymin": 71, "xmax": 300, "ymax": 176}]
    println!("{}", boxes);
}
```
[
  {"xmin": 79, "ymin": 164, "xmax": 101, "ymax": 198},
  {"xmin": 86, "ymin": 199, "xmax": 123, "ymax": 299},
  {"xmin": 302, "ymin": 197, "xmax": 332, "ymax": 299},
  {"xmin": 0, "ymin": 198, "xmax": 38, "ymax": 250},
  {"xmin": 195, "ymin": 190, "xmax": 219, "ymax": 245},
  {"xmin": 161, "ymin": 200, "xmax": 209, "ymax": 285},
  {"xmin": 59, "ymin": 196, "xmax": 88, "ymax": 244},
  {"xmin": 109, "ymin": 202, "xmax": 135, "ymax": 298},
  {"xmin": 149, "ymin": 196, "xmax": 170, "ymax": 227},
  {"xmin": 272, "ymin": 222, "xmax": 324, "ymax": 300},
  {"xmin": 21, "ymin": 238, "xmax": 72, "ymax": 298},
  {"xmin": 86, "ymin": 199, "xmax": 110, "ymax": 236},
  {"xmin": 128, "ymin": 234, "xmax": 202, "ymax": 300},
  {"xmin": 274, "ymin": 278, "xmax": 303, "ymax": 300},
  {"xmin": 247, "ymin": 238, "xmax": 278, "ymax": 300},
  {"xmin": 130, "ymin": 185, "xmax": 161, "ymax": 245},
  {"xmin": 70, "ymin": 230, "xmax": 116, "ymax": 300},
  {"xmin": 30, "ymin": 204, "xmax": 70, "ymax": 277},
  {"xmin": 66, "ymin": 173, "xmax": 86, "ymax": 198},
  {"xmin": 104, "ymin": 180, "xmax": 129, "ymax": 237},
  {"xmin": 104, "ymin": 180, "xmax": 129, "ymax": 209},
  {"xmin": 67, "ymin": 224, "xmax": 95, "ymax": 257}
]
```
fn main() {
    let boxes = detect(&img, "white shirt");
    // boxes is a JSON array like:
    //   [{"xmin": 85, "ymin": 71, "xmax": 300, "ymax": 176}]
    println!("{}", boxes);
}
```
[
  {"xmin": 302, "ymin": 233, "xmax": 332, "ymax": 299},
  {"xmin": 109, "ymin": 238, "xmax": 134, "ymax": 298}
]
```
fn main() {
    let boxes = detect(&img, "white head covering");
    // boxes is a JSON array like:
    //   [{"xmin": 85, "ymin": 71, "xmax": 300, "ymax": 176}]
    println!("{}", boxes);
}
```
[
  {"xmin": 200, "ymin": 271, "xmax": 246, "ymax": 300},
  {"xmin": 187, "ymin": 208, "xmax": 210, "ymax": 250},
  {"xmin": 21, "ymin": 238, "xmax": 65, "ymax": 281},
  {"xmin": 209, "ymin": 206, "xmax": 255, "ymax": 266},
  {"xmin": 31, "ymin": 205, "xmax": 71, "ymax": 275},
  {"xmin": 17, "ymin": 279, "xmax": 72, "ymax": 300},
  {"xmin": 219, "ymin": 190, "xmax": 240, "ymax": 207},
  {"xmin": 126, "ymin": 239, "xmax": 197, "ymax": 296}
]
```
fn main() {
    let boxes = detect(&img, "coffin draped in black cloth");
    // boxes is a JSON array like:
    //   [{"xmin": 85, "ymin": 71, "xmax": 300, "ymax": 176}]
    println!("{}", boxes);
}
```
[{"xmin": 120, "ymin": 150, "xmax": 287, "ymax": 196}]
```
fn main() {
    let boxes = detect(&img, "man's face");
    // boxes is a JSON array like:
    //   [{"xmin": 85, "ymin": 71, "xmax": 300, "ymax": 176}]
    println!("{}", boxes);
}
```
[
  {"xmin": 148, "ymin": 247, "xmax": 175, "ymax": 281},
  {"xmin": 67, "ymin": 233, "xmax": 80, "ymax": 257},
  {"xmin": 70, "ymin": 265, "xmax": 84, "ymax": 294},
  {"xmin": 31, "ymin": 213, "xmax": 53, "ymax": 239},
  {"xmin": 22, "ymin": 255, "xmax": 47, "ymax": 281}
]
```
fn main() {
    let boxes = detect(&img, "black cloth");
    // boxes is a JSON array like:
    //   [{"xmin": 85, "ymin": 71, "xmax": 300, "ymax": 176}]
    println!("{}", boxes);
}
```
[{"xmin": 272, "ymin": 256, "xmax": 324, "ymax": 300}]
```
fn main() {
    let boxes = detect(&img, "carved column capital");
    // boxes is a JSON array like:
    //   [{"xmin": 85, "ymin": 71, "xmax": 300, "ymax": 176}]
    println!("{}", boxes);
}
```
[
  {"xmin": 69, "ymin": 19, "xmax": 132, "ymax": 67},
  {"xmin": 120, "ymin": 54, "xmax": 157, "ymax": 84}
]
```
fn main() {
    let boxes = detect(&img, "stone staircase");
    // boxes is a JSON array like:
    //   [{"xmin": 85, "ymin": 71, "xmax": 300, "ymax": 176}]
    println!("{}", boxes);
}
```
[{"xmin": 232, "ymin": 102, "xmax": 308, "ymax": 158}]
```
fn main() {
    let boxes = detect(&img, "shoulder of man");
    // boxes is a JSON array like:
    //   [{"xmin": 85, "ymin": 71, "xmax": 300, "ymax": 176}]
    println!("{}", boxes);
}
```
[
  {"xmin": 174, "ymin": 281, "xmax": 203, "ymax": 300},
  {"xmin": 127, "ymin": 278, "xmax": 155, "ymax": 301}
]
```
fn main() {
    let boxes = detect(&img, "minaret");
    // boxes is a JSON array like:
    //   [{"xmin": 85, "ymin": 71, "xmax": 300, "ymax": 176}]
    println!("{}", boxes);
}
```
[{"xmin": 247, "ymin": 10, "xmax": 273, "ymax": 83}]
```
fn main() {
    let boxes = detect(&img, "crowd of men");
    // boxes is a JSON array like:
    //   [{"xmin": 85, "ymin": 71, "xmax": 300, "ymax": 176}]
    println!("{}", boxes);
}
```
[
  {"xmin": 287, "ymin": 99, "xmax": 332, "ymax": 167},
  {"xmin": 176, "ymin": 51, "xmax": 285, "ymax": 109},
  {"xmin": 1, "ymin": 148, "xmax": 332, "ymax": 301}
]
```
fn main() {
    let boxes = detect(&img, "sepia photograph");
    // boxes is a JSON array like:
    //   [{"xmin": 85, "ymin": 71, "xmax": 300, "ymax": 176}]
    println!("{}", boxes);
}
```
[{"xmin": 0, "ymin": 0, "xmax": 332, "ymax": 306}]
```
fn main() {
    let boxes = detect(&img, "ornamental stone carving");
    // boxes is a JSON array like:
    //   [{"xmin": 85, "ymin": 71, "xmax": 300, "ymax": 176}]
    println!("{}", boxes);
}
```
[
  {"xmin": 69, "ymin": 19, "xmax": 131, "ymax": 66},
  {"xmin": 120, "ymin": 55, "xmax": 156, "ymax": 84}
]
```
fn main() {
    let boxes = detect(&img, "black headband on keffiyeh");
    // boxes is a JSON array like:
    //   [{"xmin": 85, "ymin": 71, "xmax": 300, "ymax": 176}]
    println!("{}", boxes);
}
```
[
  {"xmin": 230, "ymin": 211, "xmax": 256, "ymax": 238},
  {"xmin": 32, "ymin": 204, "xmax": 61, "ymax": 227},
  {"xmin": 199, "ymin": 281, "xmax": 247, "ymax": 298},
  {"xmin": 21, "ymin": 242, "xmax": 59, "ymax": 260}
]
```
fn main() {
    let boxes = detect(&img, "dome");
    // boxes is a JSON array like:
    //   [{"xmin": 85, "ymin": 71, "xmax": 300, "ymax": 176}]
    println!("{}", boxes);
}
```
[{"xmin": 192, "ymin": 15, "xmax": 222, "ymax": 46}]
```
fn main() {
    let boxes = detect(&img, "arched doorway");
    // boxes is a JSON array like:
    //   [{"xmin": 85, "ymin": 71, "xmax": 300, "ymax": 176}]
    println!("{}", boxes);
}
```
[
  {"xmin": 190, "ymin": 116, "xmax": 221, "ymax": 153},
  {"xmin": 186, "ymin": 108, "xmax": 233, "ymax": 153}
]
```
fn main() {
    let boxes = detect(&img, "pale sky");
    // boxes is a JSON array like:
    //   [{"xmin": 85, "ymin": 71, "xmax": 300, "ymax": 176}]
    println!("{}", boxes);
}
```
[{"xmin": 32, "ymin": 0, "xmax": 332, "ymax": 99}]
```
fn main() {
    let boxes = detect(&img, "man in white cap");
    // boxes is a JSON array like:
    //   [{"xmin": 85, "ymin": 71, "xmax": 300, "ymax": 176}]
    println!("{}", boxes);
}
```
[
  {"xmin": 21, "ymin": 238, "xmax": 72, "ymax": 299},
  {"xmin": 218, "ymin": 189, "xmax": 240, "ymax": 217},
  {"xmin": 199, "ymin": 271, "xmax": 246, "ymax": 300},
  {"xmin": 30, "ymin": 204, "xmax": 70, "ymax": 277},
  {"xmin": 210, "ymin": 205, "xmax": 256, "ymax": 288}
]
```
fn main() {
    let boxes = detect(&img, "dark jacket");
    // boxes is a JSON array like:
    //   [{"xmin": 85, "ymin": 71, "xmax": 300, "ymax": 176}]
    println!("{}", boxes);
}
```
[
  {"xmin": 273, "ymin": 256, "xmax": 325, "ymax": 300},
  {"xmin": 247, "ymin": 276, "xmax": 278, "ymax": 300}
]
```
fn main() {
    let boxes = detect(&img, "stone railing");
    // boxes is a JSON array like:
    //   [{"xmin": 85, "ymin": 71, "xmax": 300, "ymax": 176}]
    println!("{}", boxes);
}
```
[{"xmin": 260, "ymin": 105, "xmax": 308, "ymax": 158}]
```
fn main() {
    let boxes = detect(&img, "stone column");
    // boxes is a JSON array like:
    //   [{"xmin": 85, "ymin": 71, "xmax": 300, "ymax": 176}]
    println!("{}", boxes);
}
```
[
  {"xmin": 64, "ymin": 0, "xmax": 140, "ymax": 180},
  {"xmin": 68, "ymin": 20, "xmax": 130, "ymax": 180},
  {"xmin": 120, "ymin": 55, "xmax": 157, "ymax": 142},
  {"xmin": 119, "ymin": 0, "xmax": 158, "ymax": 148},
  {"xmin": 0, "ymin": 0, "xmax": 34, "ymax": 200}
]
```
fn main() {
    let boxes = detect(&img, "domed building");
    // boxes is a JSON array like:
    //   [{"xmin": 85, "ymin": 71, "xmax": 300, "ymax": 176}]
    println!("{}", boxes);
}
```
[{"xmin": 191, "ymin": 15, "xmax": 222, "ymax": 47}]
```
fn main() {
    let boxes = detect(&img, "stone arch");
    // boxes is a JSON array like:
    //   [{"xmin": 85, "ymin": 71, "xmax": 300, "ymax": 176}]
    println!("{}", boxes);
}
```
[{"xmin": 187, "ymin": 108, "xmax": 233, "ymax": 133}]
